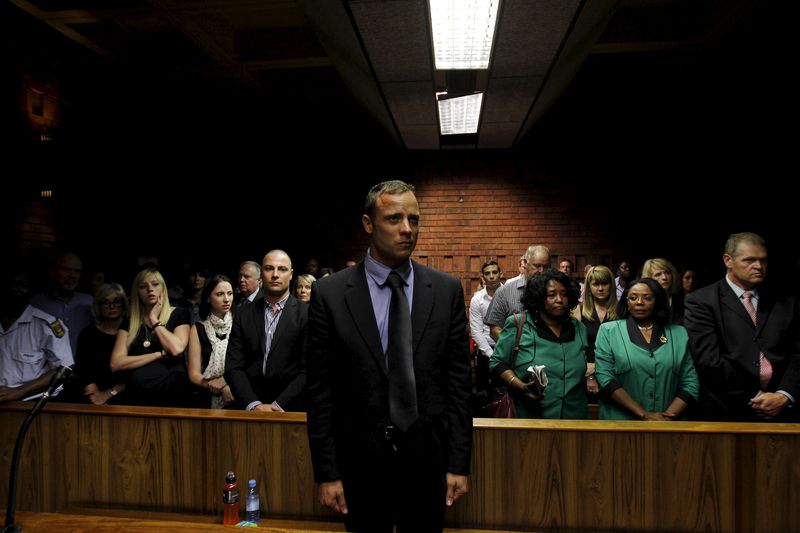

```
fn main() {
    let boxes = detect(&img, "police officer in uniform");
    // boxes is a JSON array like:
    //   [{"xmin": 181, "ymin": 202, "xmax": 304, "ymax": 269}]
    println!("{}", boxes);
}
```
[{"xmin": 1, "ymin": 270, "xmax": 74, "ymax": 402}]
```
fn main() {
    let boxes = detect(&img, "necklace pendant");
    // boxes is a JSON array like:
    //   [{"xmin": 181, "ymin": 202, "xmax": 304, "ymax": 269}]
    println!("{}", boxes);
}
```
[{"xmin": 143, "ymin": 340, "xmax": 151, "ymax": 348}]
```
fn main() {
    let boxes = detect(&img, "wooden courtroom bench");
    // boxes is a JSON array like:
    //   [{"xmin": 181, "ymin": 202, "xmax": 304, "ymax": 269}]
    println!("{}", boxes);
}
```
[{"xmin": 1, "ymin": 402, "xmax": 798, "ymax": 532}]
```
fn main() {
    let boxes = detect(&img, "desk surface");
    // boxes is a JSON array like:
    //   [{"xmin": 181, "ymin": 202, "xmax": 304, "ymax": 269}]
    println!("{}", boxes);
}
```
[
  {"xmin": 4, "ymin": 401, "xmax": 799, "ymax": 434},
  {"xmin": 2, "ymin": 511, "xmax": 527, "ymax": 533}
]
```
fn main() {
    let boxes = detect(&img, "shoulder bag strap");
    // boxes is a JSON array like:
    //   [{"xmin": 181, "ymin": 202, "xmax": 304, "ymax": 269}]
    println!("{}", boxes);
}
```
[{"xmin": 511, "ymin": 310, "xmax": 525, "ymax": 369}]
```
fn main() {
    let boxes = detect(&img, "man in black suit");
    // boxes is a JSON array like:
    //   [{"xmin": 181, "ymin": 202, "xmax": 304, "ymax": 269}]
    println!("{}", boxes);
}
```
[
  {"xmin": 684, "ymin": 232, "xmax": 800, "ymax": 421},
  {"xmin": 225, "ymin": 250, "xmax": 307, "ymax": 412},
  {"xmin": 306, "ymin": 180, "xmax": 472, "ymax": 532}
]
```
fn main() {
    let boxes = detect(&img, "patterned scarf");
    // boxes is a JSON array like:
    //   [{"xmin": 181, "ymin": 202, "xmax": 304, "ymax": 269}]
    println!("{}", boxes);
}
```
[{"xmin": 202, "ymin": 311, "xmax": 232, "ymax": 381}]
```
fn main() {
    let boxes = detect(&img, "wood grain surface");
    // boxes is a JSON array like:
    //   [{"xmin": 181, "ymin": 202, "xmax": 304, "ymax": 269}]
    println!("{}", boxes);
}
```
[{"xmin": 1, "ymin": 403, "xmax": 797, "ymax": 532}]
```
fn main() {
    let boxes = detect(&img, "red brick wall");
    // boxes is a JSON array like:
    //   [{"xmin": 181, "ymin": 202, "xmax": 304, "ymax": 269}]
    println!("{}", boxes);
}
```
[
  {"xmin": 14, "ymin": 199, "xmax": 58, "ymax": 256},
  {"xmin": 409, "ymin": 163, "xmax": 618, "ymax": 302}
]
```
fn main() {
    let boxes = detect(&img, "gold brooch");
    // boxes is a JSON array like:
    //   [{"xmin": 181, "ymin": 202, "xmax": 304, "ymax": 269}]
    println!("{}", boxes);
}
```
[{"xmin": 660, "ymin": 335, "xmax": 668, "ymax": 344}]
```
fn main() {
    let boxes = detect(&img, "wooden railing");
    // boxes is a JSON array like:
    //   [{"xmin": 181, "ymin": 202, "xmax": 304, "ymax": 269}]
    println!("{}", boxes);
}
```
[{"xmin": 1, "ymin": 403, "xmax": 797, "ymax": 532}]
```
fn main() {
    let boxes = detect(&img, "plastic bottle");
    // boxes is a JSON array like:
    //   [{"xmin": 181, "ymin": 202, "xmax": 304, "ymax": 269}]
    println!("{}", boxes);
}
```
[
  {"xmin": 222, "ymin": 471, "xmax": 240, "ymax": 526},
  {"xmin": 245, "ymin": 479, "xmax": 260, "ymax": 523}
]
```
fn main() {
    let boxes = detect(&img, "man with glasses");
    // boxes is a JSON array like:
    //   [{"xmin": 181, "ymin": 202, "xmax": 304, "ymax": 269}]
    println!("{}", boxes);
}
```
[
  {"xmin": 484, "ymin": 245, "xmax": 551, "ymax": 341},
  {"xmin": 30, "ymin": 252, "xmax": 94, "ymax": 353}
]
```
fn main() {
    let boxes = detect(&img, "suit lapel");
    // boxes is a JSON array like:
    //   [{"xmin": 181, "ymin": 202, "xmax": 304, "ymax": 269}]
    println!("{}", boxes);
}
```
[
  {"xmin": 269, "ymin": 295, "xmax": 294, "ymax": 350},
  {"xmin": 345, "ymin": 265, "xmax": 387, "ymax": 375},
  {"xmin": 754, "ymin": 291, "xmax": 771, "ymax": 335},
  {"xmin": 255, "ymin": 298, "xmax": 267, "ymax": 355},
  {"xmin": 411, "ymin": 262, "xmax": 434, "ymax": 357},
  {"xmin": 719, "ymin": 281, "xmax": 755, "ymax": 328}
]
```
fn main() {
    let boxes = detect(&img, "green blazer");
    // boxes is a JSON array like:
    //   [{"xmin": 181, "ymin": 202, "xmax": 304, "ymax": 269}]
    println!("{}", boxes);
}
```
[
  {"xmin": 490, "ymin": 313, "xmax": 589, "ymax": 419},
  {"xmin": 594, "ymin": 320, "xmax": 700, "ymax": 420}
]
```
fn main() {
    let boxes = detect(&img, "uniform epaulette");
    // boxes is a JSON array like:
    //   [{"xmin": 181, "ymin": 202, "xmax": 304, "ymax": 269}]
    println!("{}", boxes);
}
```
[{"xmin": 48, "ymin": 319, "xmax": 66, "ymax": 338}]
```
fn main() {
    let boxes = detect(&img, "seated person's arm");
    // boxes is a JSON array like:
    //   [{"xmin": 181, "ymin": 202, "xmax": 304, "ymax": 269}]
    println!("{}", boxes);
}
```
[
  {"xmin": 187, "ymin": 325, "xmax": 205, "ymax": 388},
  {"xmin": 154, "ymin": 323, "xmax": 189, "ymax": 357},
  {"xmin": 608, "ymin": 387, "xmax": 669, "ymax": 421},
  {"xmin": 109, "ymin": 329, "xmax": 164, "ymax": 372},
  {"xmin": 187, "ymin": 325, "xmax": 228, "ymax": 396},
  {"xmin": 0, "ymin": 369, "xmax": 57, "ymax": 402}
]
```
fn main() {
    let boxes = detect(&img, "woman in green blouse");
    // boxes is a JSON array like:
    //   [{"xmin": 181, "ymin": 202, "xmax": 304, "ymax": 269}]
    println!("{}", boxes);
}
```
[
  {"xmin": 490, "ymin": 270, "xmax": 589, "ymax": 419},
  {"xmin": 595, "ymin": 278, "xmax": 699, "ymax": 420}
]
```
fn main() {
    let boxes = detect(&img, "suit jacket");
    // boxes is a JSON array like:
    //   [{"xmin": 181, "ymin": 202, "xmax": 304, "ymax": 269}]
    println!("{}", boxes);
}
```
[
  {"xmin": 306, "ymin": 261, "xmax": 473, "ymax": 482},
  {"xmin": 236, "ymin": 287, "xmax": 264, "ymax": 308},
  {"xmin": 225, "ymin": 293, "xmax": 308, "ymax": 411},
  {"xmin": 684, "ymin": 279, "xmax": 800, "ymax": 420}
]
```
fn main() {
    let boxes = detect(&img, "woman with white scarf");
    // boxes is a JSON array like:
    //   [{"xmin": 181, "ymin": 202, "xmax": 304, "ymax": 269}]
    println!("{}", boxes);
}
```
[{"xmin": 188, "ymin": 274, "xmax": 235, "ymax": 408}]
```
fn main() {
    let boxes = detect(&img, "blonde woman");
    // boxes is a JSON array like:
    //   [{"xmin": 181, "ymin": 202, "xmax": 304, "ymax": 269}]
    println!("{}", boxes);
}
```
[
  {"xmin": 188, "ymin": 274, "xmax": 235, "ymax": 408},
  {"xmin": 576, "ymin": 266, "xmax": 619, "ymax": 395},
  {"xmin": 294, "ymin": 274, "xmax": 315, "ymax": 303},
  {"xmin": 642, "ymin": 258, "xmax": 684, "ymax": 324},
  {"xmin": 110, "ymin": 268, "xmax": 192, "ymax": 406}
]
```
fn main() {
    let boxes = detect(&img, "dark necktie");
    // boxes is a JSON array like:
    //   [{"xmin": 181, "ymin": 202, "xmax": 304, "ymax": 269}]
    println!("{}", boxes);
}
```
[{"xmin": 386, "ymin": 271, "xmax": 418, "ymax": 431}]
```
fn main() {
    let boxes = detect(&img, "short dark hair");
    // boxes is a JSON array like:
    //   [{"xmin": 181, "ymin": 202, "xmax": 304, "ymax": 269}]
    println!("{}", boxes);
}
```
[
  {"xmin": 520, "ymin": 269, "xmax": 579, "ymax": 319},
  {"xmin": 617, "ymin": 277, "xmax": 671, "ymax": 323},
  {"xmin": 480, "ymin": 259, "xmax": 499, "ymax": 275},
  {"xmin": 363, "ymin": 180, "xmax": 415, "ymax": 218}
]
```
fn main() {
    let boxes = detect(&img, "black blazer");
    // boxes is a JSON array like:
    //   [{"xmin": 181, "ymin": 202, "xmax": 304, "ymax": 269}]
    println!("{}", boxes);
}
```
[
  {"xmin": 236, "ymin": 287, "xmax": 264, "ymax": 308},
  {"xmin": 684, "ymin": 279, "xmax": 800, "ymax": 420},
  {"xmin": 306, "ymin": 261, "xmax": 473, "ymax": 482},
  {"xmin": 224, "ymin": 293, "xmax": 308, "ymax": 411}
]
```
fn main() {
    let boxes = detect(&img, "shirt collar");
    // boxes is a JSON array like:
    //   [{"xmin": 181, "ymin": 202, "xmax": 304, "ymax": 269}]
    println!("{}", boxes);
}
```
[
  {"xmin": 267, "ymin": 292, "xmax": 290, "ymax": 312},
  {"xmin": 364, "ymin": 249, "xmax": 412, "ymax": 287},
  {"xmin": 725, "ymin": 273, "xmax": 759, "ymax": 300}
]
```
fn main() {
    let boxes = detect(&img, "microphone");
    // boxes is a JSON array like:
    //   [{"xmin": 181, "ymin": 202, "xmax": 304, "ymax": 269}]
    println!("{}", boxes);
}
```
[
  {"xmin": 4, "ymin": 365, "xmax": 73, "ymax": 532},
  {"xmin": 30, "ymin": 365, "xmax": 73, "ymax": 415}
]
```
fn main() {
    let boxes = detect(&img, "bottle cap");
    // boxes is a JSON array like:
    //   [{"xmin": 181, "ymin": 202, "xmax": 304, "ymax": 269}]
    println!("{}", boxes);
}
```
[
  {"xmin": 248, "ymin": 479, "xmax": 256, "ymax": 488},
  {"xmin": 226, "ymin": 471, "xmax": 236, "ymax": 483}
]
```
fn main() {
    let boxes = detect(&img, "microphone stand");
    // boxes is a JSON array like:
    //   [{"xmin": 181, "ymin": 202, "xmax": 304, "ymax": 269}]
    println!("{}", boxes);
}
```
[{"xmin": 4, "ymin": 367, "xmax": 71, "ymax": 533}]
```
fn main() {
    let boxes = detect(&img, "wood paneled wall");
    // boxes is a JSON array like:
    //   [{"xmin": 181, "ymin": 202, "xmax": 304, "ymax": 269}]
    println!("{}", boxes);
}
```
[{"xmin": 1, "ymin": 404, "xmax": 798, "ymax": 532}]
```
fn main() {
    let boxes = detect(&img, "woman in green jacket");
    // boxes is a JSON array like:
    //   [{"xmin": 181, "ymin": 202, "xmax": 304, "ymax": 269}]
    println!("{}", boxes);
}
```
[
  {"xmin": 595, "ymin": 277, "xmax": 699, "ymax": 420},
  {"xmin": 490, "ymin": 270, "xmax": 589, "ymax": 419}
]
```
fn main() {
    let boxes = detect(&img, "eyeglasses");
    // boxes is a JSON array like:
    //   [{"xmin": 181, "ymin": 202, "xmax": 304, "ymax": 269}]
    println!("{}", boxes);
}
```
[
  {"xmin": 100, "ymin": 299, "xmax": 123, "ymax": 307},
  {"xmin": 627, "ymin": 294, "xmax": 654, "ymax": 303}
]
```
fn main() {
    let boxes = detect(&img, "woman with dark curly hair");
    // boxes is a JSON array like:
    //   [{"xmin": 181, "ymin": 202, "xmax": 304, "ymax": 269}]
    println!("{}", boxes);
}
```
[
  {"xmin": 594, "ymin": 278, "xmax": 699, "ymax": 420},
  {"xmin": 489, "ymin": 270, "xmax": 589, "ymax": 419}
]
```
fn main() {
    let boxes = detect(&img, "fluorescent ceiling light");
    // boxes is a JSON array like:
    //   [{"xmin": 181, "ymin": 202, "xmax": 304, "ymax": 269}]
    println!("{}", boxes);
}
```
[
  {"xmin": 437, "ymin": 93, "xmax": 483, "ymax": 135},
  {"xmin": 429, "ymin": 0, "xmax": 500, "ymax": 69}
]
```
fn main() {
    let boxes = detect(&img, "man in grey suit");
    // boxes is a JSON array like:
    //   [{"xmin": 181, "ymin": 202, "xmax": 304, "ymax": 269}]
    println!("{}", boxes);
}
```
[
  {"xmin": 684, "ymin": 232, "xmax": 800, "ymax": 421},
  {"xmin": 225, "ymin": 250, "xmax": 307, "ymax": 412},
  {"xmin": 306, "ymin": 180, "xmax": 472, "ymax": 532}
]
